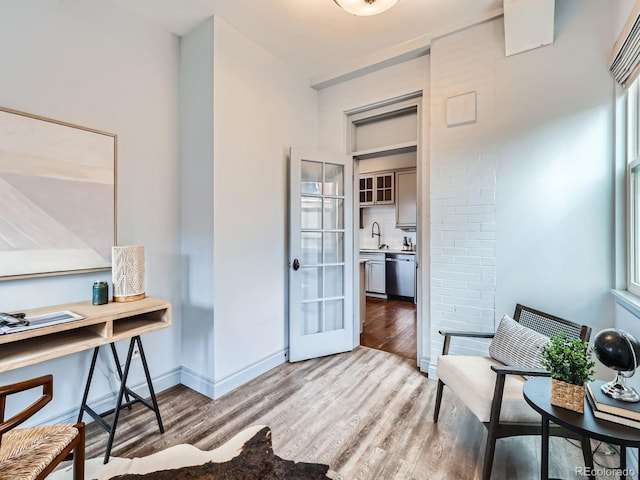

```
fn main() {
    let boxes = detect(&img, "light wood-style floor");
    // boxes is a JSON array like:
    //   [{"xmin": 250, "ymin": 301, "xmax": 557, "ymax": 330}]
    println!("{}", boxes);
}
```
[{"xmin": 84, "ymin": 347, "xmax": 621, "ymax": 479}]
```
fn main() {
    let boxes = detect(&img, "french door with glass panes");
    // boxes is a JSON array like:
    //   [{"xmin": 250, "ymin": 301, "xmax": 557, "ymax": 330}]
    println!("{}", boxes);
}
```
[{"xmin": 288, "ymin": 149, "xmax": 354, "ymax": 362}]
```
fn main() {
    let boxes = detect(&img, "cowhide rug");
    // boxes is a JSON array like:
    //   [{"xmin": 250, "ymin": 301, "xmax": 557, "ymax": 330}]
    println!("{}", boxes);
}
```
[{"xmin": 50, "ymin": 425, "xmax": 333, "ymax": 480}]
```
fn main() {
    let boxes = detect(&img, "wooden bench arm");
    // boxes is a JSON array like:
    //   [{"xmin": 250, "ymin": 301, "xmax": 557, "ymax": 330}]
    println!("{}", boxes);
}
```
[
  {"xmin": 0, "ymin": 374, "xmax": 53, "ymax": 437},
  {"xmin": 490, "ymin": 365, "xmax": 550, "ymax": 377},
  {"xmin": 438, "ymin": 329, "xmax": 494, "ymax": 355}
]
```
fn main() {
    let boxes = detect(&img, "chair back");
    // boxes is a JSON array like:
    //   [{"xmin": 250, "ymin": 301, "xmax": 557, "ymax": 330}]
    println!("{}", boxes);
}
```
[{"xmin": 514, "ymin": 304, "xmax": 591, "ymax": 342}]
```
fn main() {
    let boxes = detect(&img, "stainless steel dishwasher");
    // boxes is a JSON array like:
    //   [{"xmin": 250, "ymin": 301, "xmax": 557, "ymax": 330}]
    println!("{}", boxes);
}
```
[{"xmin": 385, "ymin": 253, "xmax": 415, "ymax": 298}]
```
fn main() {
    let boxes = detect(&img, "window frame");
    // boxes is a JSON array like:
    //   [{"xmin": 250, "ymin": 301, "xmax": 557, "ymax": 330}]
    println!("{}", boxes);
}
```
[{"xmin": 628, "ymin": 80, "xmax": 640, "ymax": 296}]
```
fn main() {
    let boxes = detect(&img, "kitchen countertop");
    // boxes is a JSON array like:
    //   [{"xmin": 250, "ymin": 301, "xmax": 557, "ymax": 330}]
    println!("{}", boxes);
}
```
[{"xmin": 360, "ymin": 249, "xmax": 416, "ymax": 255}]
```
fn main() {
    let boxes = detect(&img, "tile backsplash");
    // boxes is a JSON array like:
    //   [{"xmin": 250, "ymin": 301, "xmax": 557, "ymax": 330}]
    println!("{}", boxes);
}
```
[{"xmin": 360, "ymin": 205, "xmax": 416, "ymax": 251}]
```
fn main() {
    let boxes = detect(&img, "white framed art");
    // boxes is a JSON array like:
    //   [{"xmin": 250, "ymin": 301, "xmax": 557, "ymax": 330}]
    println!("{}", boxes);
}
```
[{"xmin": 0, "ymin": 106, "xmax": 116, "ymax": 279}]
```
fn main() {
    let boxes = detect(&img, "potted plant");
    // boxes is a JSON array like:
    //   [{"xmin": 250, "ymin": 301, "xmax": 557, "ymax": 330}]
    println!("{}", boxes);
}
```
[{"xmin": 540, "ymin": 333, "xmax": 595, "ymax": 413}]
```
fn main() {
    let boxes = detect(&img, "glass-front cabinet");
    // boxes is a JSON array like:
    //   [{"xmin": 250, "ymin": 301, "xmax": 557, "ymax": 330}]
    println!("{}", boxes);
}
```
[{"xmin": 359, "ymin": 172, "xmax": 394, "ymax": 206}]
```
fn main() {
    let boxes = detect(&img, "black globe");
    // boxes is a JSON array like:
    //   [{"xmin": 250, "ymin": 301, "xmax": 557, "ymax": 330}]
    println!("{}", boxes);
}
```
[{"xmin": 594, "ymin": 328, "xmax": 640, "ymax": 372}]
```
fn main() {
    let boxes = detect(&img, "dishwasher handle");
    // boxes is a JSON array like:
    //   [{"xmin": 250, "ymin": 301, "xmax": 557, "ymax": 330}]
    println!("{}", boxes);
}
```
[{"xmin": 385, "ymin": 258, "xmax": 412, "ymax": 262}]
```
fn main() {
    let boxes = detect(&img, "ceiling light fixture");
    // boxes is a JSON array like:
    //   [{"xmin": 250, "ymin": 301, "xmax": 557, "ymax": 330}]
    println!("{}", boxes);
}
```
[{"xmin": 333, "ymin": 0, "xmax": 399, "ymax": 16}]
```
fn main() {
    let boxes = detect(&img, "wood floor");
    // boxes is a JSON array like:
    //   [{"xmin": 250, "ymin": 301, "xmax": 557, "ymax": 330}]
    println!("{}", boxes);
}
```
[
  {"xmin": 83, "ymin": 347, "xmax": 621, "ymax": 480},
  {"xmin": 360, "ymin": 297, "xmax": 416, "ymax": 361}
]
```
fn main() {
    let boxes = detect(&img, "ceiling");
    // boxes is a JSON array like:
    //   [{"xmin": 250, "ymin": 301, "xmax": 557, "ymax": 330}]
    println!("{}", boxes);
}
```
[{"xmin": 111, "ymin": 0, "xmax": 503, "ymax": 84}]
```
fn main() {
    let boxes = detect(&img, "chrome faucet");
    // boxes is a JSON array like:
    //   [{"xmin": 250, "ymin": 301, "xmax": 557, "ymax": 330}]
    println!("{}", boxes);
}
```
[{"xmin": 371, "ymin": 221, "xmax": 381, "ymax": 248}]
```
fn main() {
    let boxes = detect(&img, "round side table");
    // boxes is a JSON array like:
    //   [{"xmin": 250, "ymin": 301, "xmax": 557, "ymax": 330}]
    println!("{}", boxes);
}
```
[{"xmin": 523, "ymin": 377, "xmax": 640, "ymax": 480}]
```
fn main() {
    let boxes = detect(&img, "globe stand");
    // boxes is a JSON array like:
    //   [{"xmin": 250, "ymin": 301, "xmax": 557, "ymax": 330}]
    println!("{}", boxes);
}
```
[{"xmin": 601, "ymin": 371, "xmax": 640, "ymax": 403}]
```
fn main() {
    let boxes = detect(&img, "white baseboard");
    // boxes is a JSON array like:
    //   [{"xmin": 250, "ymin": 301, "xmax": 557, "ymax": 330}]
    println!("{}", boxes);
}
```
[
  {"xmin": 212, "ymin": 349, "xmax": 287, "ymax": 399},
  {"xmin": 40, "ymin": 367, "xmax": 182, "ymax": 426},
  {"xmin": 419, "ymin": 356, "xmax": 431, "ymax": 376},
  {"xmin": 37, "ymin": 350, "xmax": 288, "ymax": 426},
  {"xmin": 180, "ymin": 365, "xmax": 215, "ymax": 399},
  {"xmin": 180, "ymin": 349, "xmax": 288, "ymax": 400},
  {"xmin": 428, "ymin": 361, "xmax": 438, "ymax": 381}
]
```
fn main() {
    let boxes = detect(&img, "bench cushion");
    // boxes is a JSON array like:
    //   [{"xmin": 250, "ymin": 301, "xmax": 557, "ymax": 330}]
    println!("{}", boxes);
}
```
[{"xmin": 436, "ymin": 355, "xmax": 541, "ymax": 423}]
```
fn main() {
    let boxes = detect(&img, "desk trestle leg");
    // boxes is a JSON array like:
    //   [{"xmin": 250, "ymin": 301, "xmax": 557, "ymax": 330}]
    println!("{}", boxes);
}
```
[{"xmin": 77, "ymin": 335, "xmax": 164, "ymax": 463}]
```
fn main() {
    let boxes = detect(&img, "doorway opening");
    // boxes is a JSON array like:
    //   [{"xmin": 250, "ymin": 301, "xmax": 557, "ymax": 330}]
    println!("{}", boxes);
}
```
[
  {"xmin": 347, "ymin": 93, "xmax": 422, "ymax": 365},
  {"xmin": 361, "ymin": 297, "xmax": 417, "ymax": 361}
]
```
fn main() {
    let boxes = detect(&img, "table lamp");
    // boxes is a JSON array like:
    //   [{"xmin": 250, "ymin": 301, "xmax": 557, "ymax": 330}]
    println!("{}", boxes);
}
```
[
  {"xmin": 112, "ymin": 245, "xmax": 145, "ymax": 302},
  {"xmin": 593, "ymin": 328, "xmax": 640, "ymax": 402}
]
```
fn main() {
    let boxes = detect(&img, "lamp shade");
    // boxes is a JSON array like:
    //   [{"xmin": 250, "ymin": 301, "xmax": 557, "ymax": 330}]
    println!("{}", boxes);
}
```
[
  {"xmin": 333, "ymin": 0, "xmax": 399, "ymax": 16},
  {"xmin": 112, "ymin": 245, "xmax": 145, "ymax": 302}
]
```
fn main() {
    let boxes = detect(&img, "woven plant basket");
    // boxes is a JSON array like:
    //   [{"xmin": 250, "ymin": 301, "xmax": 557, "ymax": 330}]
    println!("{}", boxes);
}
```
[{"xmin": 550, "ymin": 378, "xmax": 584, "ymax": 413}]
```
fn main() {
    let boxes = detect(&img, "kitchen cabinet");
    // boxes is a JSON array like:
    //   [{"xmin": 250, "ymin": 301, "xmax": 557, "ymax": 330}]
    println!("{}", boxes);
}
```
[
  {"xmin": 396, "ymin": 169, "xmax": 417, "ymax": 230},
  {"xmin": 359, "ymin": 172, "xmax": 394, "ymax": 206},
  {"xmin": 360, "ymin": 252, "xmax": 386, "ymax": 295}
]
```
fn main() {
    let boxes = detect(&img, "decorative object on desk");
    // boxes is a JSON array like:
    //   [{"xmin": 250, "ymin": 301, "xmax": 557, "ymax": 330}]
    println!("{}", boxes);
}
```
[
  {"xmin": 49, "ymin": 426, "xmax": 331, "ymax": 480},
  {"xmin": 593, "ymin": 328, "xmax": 640, "ymax": 402},
  {"xmin": 92, "ymin": 281, "xmax": 109, "ymax": 305},
  {"xmin": 541, "ymin": 333, "xmax": 595, "ymax": 413},
  {"xmin": 0, "ymin": 106, "xmax": 116, "ymax": 280},
  {"xmin": 586, "ymin": 381, "xmax": 640, "ymax": 428},
  {"xmin": 0, "ymin": 310, "xmax": 83, "ymax": 335},
  {"xmin": 112, "ymin": 245, "xmax": 145, "ymax": 302}
]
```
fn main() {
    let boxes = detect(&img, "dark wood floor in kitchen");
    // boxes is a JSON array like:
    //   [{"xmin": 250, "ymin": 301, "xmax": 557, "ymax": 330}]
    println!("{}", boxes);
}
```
[{"xmin": 360, "ymin": 297, "xmax": 417, "ymax": 361}]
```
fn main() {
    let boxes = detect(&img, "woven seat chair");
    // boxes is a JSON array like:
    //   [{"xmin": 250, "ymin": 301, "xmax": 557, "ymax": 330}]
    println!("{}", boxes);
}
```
[
  {"xmin": 0, "ymin": 374, "xmax": 84, "ymax": 480},
  {"xmin": 433, "ymin": 304, "xmax": 592, "ymax": 480}
]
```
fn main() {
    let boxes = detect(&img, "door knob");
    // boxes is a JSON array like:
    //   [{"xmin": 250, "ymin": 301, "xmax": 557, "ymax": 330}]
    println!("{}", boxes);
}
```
[{"xmin": 292, "ymin": 259, "xmax": 300, "ymax": 271}]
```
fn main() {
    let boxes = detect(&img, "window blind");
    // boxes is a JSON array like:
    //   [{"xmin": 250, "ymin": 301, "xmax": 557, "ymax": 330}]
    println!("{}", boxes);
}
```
[{"xmin": 611, "ymin": 1, "xmax": 640, "ymax": 87}]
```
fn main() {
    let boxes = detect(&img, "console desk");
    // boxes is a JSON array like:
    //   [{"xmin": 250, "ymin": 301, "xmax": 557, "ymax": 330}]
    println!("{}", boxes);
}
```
[{"xmin": 1, "ymin": 297, "xmax": 172, "ymax": 462}]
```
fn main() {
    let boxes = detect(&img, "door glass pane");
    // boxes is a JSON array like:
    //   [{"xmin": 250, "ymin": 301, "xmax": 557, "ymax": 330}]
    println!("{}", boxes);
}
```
[
  {"xmin": 325, "ymin": 265, "xmax": 343, "ymax": 298},
  {"xmin": 301, "ymin": 160, "xmax": 322, "ymax": 195},
  {"xmin": 301, "ymin": 196, "xmax": 322, "ymax": 229},
  {"xmin": 324, "ymin": 299, "xmax": 344, "ymax": 331},
  {"xmin": 302, "ymin": 301, "xmax": 322, "ymax": 335},
  {"xmin": 324, "ymin": 198, "xmax": 344, "ymax": 230},
  {"xmin": 301, "ymin": 232, "xmax": 322, "ymax": 265},
  {"xmin": 324, "ymin": 232, "xmax": 344, "ymax": 263},
  {"xmin": 295, "ymin": 155, "xmax": 349, "ymax": 342},
  {"xmin": 325, "ymin": 163, "xmax": 344, "ymax": 196},
  {"xmin": 302, "ymin": 267, "xmax": 322, "ymax": 300}
]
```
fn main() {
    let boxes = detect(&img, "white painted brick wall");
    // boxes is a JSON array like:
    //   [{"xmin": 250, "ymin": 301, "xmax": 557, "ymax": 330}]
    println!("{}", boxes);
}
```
[{"xmin": 429, "ymin": 20, "xmax": 503, "ymax": 373}]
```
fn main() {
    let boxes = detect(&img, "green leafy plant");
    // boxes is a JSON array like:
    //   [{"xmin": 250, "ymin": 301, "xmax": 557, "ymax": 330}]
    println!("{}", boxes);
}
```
[{"xmin": 540, "ymin": 333, "xmax": 595, "ymax": 386}]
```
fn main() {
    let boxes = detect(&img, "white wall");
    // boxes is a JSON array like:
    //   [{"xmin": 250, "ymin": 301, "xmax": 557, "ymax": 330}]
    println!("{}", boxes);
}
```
[
  {"xmin": 429, "ymin": 0, "xmax": 616, "ymax": 375},
  {"xmin": 317, "ymin": 55, "xmax": 430, "ymax": 368},
  {"xmin": 179, "ymin": 17, "xmax": 318, "ymax": 397},
  {"xmin": 0, "ymin": 0, "xmax": 181, "ymax": 422},
  {"xmin": 614, "ymin": 0, "xmax": 636, "ymax": 40},
  {"xmin": 180, "ymin": 19, "xmax": 216, "ymax": 393}
]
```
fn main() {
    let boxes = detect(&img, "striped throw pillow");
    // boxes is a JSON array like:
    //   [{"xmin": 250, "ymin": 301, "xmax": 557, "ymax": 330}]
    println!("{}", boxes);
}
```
[{"xmin": 489, "ymin": 314, "xmax": 549, "ymax": 370}]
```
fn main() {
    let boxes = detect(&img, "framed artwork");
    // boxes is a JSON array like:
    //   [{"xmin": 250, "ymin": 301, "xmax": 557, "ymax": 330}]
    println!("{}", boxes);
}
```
[{"xmin": 0, "ymin": 106, "xmax": 116, "ymax": 280}]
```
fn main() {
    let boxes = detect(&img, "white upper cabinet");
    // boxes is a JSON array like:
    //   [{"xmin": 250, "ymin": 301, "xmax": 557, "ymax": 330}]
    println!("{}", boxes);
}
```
[{"xmin": 396, "ymin": 169, "xmax": 417, "ymax": 231}]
